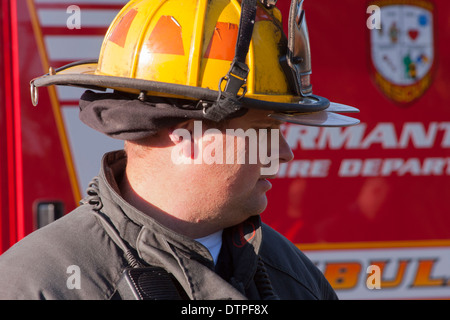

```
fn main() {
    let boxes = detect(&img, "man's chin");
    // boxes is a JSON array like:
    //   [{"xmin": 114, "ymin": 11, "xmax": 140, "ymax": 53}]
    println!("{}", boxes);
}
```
[{"xmin": 249, "ymin": 195, "xmax": 268, "ymax": 217}]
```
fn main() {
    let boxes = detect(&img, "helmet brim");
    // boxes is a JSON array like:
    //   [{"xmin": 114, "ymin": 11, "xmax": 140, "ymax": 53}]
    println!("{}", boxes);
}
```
[{"xmin": 31, "ymin": 60, "xmax": 360, "ymax": 127}]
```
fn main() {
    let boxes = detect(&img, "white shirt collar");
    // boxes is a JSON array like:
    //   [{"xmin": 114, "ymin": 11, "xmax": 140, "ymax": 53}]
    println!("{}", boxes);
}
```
[{"xmin": 195, "ymin": 230, "xmax": 223, "ymax": 265}]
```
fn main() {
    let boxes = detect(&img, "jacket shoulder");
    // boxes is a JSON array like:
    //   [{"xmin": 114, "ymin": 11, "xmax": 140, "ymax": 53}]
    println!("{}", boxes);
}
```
[
  {"xmin": 259, "ymin": 223, "xmax": 338, "ymax": 300},
  {"xmin": 0, "ymin": 205, "xmax": 126, "ymax": 299}
]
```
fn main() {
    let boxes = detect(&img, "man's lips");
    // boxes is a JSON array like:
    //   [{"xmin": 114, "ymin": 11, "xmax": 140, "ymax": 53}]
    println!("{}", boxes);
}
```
[{"xmin": 259, "ymin": 175, "xmax": 277, "ymax": 180}]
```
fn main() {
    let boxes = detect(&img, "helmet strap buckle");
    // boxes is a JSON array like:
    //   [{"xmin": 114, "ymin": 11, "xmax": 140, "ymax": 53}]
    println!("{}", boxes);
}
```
[
  {"xmin": 203, "ymin": 0, "xmax": 257, "ymax": 122},
  {"xmin": 221, "ymin": 59, "xmax": 249, "ymax": 98}
]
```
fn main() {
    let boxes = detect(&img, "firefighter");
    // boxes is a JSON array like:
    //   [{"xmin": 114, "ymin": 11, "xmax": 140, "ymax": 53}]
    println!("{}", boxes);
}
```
[{"xmin": 0, "ymin": 0, "xmax": 358, "ymax": 299}]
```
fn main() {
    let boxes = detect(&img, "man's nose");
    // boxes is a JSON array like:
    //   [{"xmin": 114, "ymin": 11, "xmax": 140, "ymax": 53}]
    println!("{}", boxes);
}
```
[{"xmin": 278, "ymin": 132, "xmax": 294, "ymax": 164}]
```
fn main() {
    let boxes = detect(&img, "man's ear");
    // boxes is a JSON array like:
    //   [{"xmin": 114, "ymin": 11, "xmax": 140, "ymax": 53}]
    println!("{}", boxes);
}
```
[
  {"xmin": 168, "ymin": 120, "xmax": 195, "ymax": 142},
  {"xmin": 169, "ymin": 120, "xmax": 196, "ymax": 159}
]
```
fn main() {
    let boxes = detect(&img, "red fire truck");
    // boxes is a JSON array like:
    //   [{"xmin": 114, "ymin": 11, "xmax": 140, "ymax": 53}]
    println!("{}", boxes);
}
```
[{"xmin": 1, "ymin": 0, "xmax": 449, "ymax": 299}]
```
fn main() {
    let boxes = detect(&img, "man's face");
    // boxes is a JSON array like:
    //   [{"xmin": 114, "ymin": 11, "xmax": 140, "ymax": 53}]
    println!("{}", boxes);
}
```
[{"xmin": 170, "ymin": 109, "xmax": 294, "ymax": 230}]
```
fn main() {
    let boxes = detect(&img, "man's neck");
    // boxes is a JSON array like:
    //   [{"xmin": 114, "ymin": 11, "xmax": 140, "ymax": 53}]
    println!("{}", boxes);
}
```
[{"xmin": 119, "ymin": 173, "xmax": 222, "ymax": 239}]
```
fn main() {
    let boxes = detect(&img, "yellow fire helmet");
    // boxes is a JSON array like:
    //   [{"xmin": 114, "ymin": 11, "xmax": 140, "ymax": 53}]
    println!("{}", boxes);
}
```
[{"xmin": 31, "ymin": 0, "xmax": 359, "ymax": 127}]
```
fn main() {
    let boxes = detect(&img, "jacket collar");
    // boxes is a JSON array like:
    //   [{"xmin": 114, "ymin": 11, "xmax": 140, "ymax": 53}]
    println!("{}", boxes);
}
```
[{"xmin": 93, "ymin": 150, "xmax": 262, "ymax": 299}]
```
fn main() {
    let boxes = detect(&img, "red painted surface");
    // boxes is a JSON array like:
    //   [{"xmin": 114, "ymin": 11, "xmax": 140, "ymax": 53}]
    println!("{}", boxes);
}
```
[{"xmin": 1, "ymin": 0, "xmax": 448, "ymax": 298}]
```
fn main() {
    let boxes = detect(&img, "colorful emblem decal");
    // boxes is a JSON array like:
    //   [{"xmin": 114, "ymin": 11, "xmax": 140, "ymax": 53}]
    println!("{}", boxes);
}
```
[{"xmin": 369, "ymin": 0, "xmax": 435, "ymax": 105}]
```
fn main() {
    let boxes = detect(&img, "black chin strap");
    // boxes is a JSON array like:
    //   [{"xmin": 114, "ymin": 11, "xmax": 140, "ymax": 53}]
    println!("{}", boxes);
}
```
[{"xmin": 203, "ymin": 0, "xmax": 257, "ymax": 122}]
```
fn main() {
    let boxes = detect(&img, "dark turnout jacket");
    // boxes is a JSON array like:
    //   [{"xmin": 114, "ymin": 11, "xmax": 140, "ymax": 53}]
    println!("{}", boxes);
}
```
[{"xmin": 0, "ymin": 151, "xmax": 337, "ymax": 300}]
